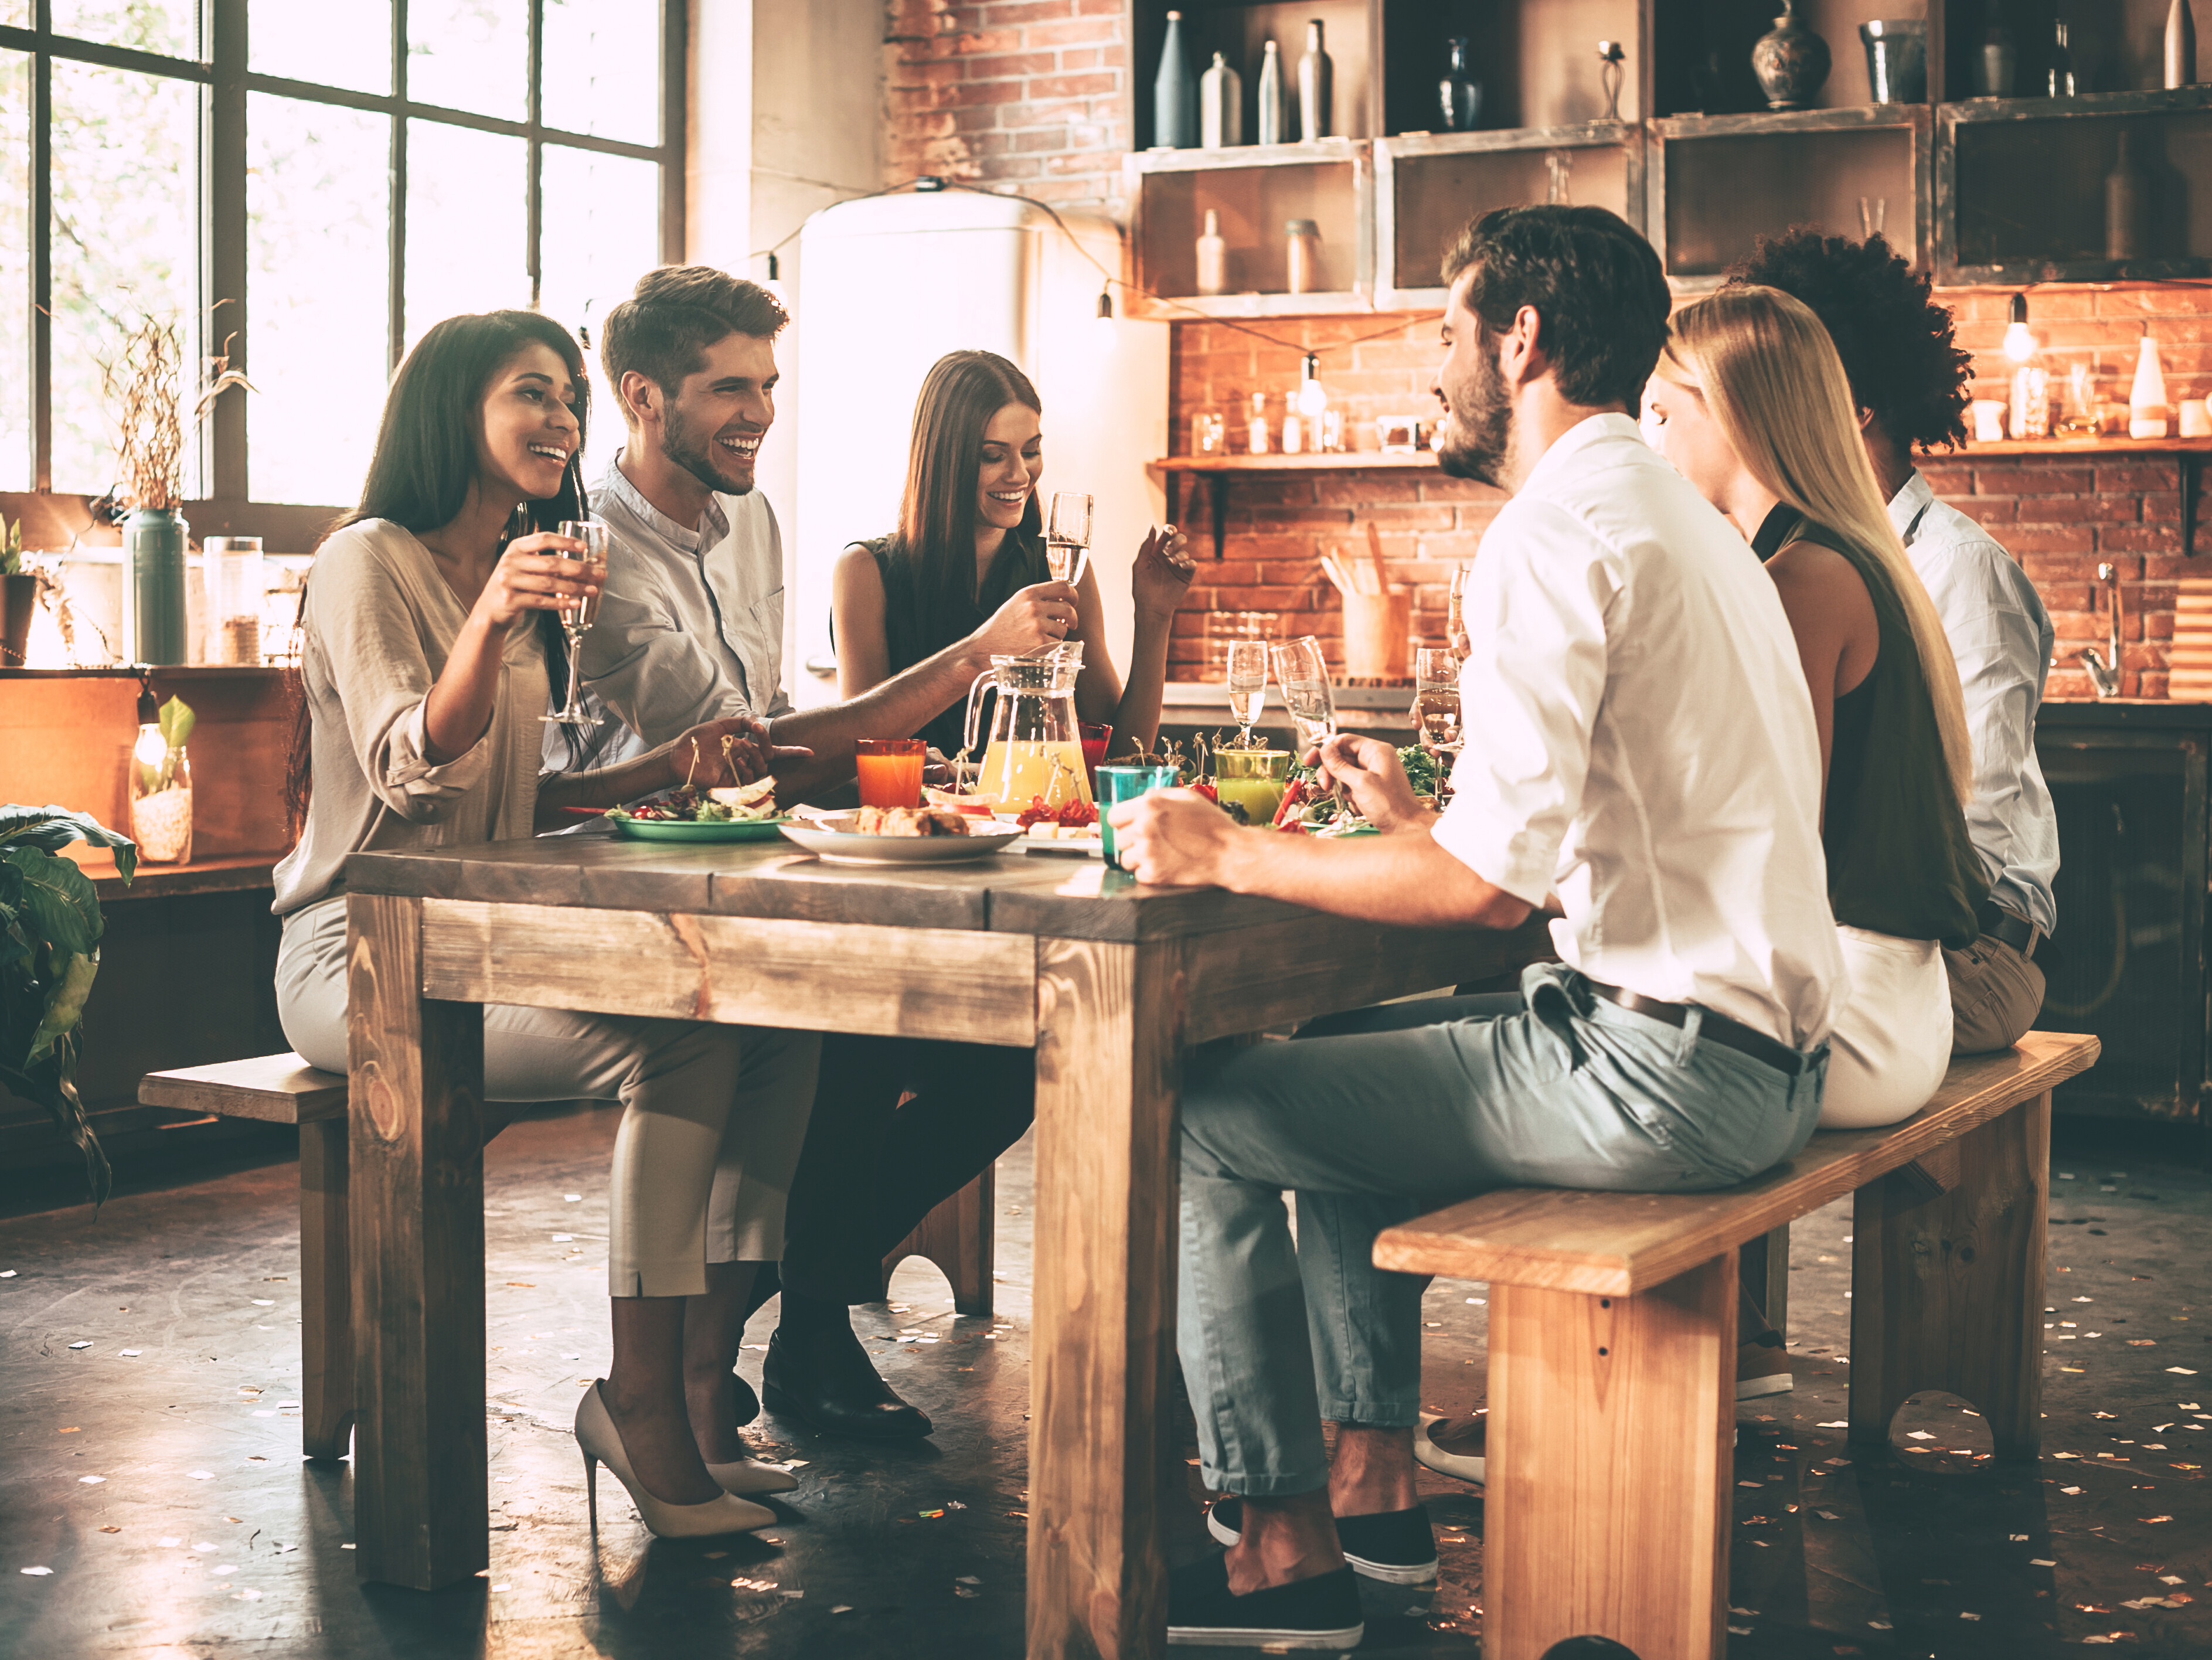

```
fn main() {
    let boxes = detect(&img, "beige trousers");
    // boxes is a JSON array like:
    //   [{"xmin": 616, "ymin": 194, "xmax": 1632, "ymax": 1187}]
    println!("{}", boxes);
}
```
[
  {"xmin": 1944, "ymin": 928, "xmax": 2046, "ymax": 1055},
  {"xmin": 275, "ymin": 896, "xmax": 818, "ymax": 1298}
]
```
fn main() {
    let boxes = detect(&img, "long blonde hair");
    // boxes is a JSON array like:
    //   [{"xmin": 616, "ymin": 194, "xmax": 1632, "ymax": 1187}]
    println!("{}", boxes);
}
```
[{"xmin": 1664, "ymin": 285, "xmax": 1974, "ymax": 810}]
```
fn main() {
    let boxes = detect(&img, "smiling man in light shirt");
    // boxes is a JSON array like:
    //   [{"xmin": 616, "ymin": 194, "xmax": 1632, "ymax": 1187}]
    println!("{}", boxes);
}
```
[
  {"xmin": 1109, "ymin": 206, "xmax": 1847, "ymax": 1652},
  {"xmin": 574, "ymin": 266, "xmax": 1060, "ymax": 797}
]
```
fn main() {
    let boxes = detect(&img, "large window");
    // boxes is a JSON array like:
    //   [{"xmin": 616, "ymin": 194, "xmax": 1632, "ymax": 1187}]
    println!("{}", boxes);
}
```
[{"xmin": 1, "ymin": 0, "xmax": 682, "ymax": 512}]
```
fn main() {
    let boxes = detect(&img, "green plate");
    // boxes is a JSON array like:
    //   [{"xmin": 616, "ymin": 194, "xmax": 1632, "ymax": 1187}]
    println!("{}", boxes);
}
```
[{"xmin": 607, "ymin": 815, "xmax": 792, "ymax": 842}]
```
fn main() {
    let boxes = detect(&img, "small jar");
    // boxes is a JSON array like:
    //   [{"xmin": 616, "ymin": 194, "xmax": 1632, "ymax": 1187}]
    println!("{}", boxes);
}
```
[
  {"xmin": 1285, "ymin": 218, "xmax": 1321, "ymax": 294},
  {"xmin": 130, "ymin": 725, "xmax": 194, "ymax": 864},
  {"xmin": 1190, "ymin": 408, "xmax": 1227, "ymax": 455}
]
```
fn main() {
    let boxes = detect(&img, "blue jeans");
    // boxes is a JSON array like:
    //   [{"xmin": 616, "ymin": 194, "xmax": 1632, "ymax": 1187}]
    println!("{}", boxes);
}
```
[{"xmin": 1176, "ymin": 961, "xmax": 1827, "ymax": 1496}]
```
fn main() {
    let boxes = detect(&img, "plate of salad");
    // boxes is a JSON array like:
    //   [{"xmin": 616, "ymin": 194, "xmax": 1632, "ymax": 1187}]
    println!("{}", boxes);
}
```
[
  {"xmin": 605, "ymin": 778, "xmax": 792, "ymax": 842},
  {"xmin": 1270, "ymin": 744, "xmax": 1441, "ymax": 836}
]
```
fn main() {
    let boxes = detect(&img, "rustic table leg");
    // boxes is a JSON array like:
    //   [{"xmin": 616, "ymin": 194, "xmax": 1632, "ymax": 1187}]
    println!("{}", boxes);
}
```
[
  {"xmin": 1849, "ymin": 1090, "xmax": 2051, "ymax": 1460},
  {"xmin": 1026, "ymin": 937, "xmax": 1182, "ymax": 1660},
  {"xmin": 298, "ymin": 1117, "xmax": 354, "ymax": 1460},
  {"xmin": 346, "ymin": 893, "xmax": 489, "ymax": 1590},
  {"xmin": 1486, "ymin": 1254, "xmax": 1736, "ymax": 1660}
]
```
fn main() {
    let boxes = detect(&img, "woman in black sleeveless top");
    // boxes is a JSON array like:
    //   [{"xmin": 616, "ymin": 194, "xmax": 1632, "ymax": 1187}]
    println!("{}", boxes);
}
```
[
  {"xmin": 749, "ymin": 351, "xmax": 1191, "ymax": 1443},
  {"xmin": 1644, "ymin": 286, "xmax": 1985, "ymax": 1132}
]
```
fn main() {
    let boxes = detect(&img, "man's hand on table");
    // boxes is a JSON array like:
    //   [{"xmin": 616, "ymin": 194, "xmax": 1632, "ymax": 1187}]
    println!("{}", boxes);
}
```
[
  {"xmin": 1108, "ymin": 788, "xmax": 1250, "ymax": 887},
  {"xmin": 668, "ymin": 717, "xmax": 814, "ymax": 790}
]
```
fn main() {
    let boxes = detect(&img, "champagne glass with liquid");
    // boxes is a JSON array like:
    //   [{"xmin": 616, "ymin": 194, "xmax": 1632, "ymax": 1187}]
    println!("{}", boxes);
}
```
[
  {"xmin": 542, "ymin": 518, "xmax": 608, "ymax": 727},
  {"xmin": 1412, "ymin": 646, "xmax": 1463, "ymax": 801},
  {"xmin": 1272, "ymin": 635, "xmax": 1342, "ymax": 809},
  {"xmin": 1046, "ymin": 491, "xmax": 1093, "ymax": 589},
  {"xmin": 1225, "ymin": 638, "xmax": 1268, "ymax": 747}
]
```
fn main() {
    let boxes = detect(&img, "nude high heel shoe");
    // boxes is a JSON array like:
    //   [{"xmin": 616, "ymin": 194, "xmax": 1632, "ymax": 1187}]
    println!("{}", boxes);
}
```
[
  {"xmin": 576, "ymin": 1381, "xmax": 777, "ymax": 1538},
  {"xmin": 704, "ymin": 1455, "xmax": 800, "ymax": 1497}
]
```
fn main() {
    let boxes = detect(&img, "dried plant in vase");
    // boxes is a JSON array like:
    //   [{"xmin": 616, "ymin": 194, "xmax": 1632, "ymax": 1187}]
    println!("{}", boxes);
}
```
[{"xmin": 99, "ymin": 313, "xmax": 253, "ymax": 664}]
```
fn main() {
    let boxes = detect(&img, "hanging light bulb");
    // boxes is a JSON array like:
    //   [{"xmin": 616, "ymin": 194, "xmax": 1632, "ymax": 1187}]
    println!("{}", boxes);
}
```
[
  {"xmin": 763, "ymin": 252, "xmax": 791, "ymax": 314},
  {"xmin": 2003, "ymin": 292, "xmax": 2036, "ymax": 363},
  {"xmin": 1296, "ymin": 352, "xmax": 1328, "ymax": 420},
  {"xmin": 1094, "ymin": 286, "xmax": 1115, "ymax": 331}
]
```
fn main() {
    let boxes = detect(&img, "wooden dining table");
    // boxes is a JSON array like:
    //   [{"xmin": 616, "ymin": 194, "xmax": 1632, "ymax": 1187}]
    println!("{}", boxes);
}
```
[{"xmin": 339, "ymin": 831, "xmax": 1549, "ymax": 1656}]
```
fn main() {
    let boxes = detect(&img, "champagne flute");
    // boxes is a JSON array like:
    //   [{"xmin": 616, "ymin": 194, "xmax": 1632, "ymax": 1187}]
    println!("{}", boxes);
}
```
[
  {"xmin": 542, "ymin": 518, "xmax": 608, "ymax": 727},
  {"xmin": 1225, "ymin": 638, "xmax": 1268, "ymax": 747},
  {"xmin": 1046, "ymin": 491, "xmax": 1093, "ymax": 588},
  {"xmin": 1272, "ymin": 635, "xmax": 1344, "ymax": 811},
  {"xmin": 1411, "ymin": 646, "xmax": 1463, "ymax": 802}
]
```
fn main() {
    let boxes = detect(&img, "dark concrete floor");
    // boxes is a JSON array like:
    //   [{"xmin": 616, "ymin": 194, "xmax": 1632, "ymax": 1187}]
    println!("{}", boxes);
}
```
[{"xmin": 1, "ymin": 1106, "xmax": 2207, "ymax": 1659}]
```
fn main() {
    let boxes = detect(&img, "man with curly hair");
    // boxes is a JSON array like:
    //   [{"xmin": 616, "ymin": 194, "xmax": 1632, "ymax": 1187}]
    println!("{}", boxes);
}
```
[{"xmin": 1728, "ymin": 229, "xmax": 2057, "ymax": 1054}]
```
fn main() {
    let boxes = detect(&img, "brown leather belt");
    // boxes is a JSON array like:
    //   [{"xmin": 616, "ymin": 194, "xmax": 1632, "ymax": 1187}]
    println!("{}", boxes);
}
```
[
  {"xmin": 1582, "ymin": 979, "xmax": 1812, "ymax": 1076},
  {"xmin": 1975, "ymin": 899, "xmax": 2039, "ymax": 958}
]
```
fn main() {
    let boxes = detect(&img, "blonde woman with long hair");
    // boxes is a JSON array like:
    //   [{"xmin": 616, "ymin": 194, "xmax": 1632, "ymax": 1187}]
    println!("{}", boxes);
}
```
[{"xmin": 1643, "ymin": 284, "xmax": 1986, "ymax": 1130}]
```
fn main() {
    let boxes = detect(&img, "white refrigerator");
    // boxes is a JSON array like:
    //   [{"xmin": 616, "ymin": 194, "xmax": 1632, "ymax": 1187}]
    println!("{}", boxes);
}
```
[{"xmin": 788, "ymin": 191, "xmax": 1169, "ymax": 709}]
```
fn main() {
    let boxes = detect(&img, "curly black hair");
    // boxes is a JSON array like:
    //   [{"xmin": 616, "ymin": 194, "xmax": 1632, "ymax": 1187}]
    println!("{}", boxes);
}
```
[{"xmin": 1725, "ymin": 227, "xmax": 1973, "ymax": 454}]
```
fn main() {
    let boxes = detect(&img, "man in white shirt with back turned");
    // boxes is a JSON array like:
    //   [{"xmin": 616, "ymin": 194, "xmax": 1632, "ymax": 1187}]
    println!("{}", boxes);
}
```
[{"xmin": 1110, "ymin": 205, "xmax": 1847, "ymax": 1652}]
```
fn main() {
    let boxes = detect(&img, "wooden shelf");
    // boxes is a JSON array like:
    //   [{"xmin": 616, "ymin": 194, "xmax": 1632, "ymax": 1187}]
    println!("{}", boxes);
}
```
[
  {"xmin": 1152, "ymin": 450, "xmax": 1435, "ymax": 472},
  {"xmin": 81, "ymin": 853, "xmax": 283, "ymax": 902},
  {"xmin": 1953, "ymin": 436, "xmax": 2212, "ymax": 457}
]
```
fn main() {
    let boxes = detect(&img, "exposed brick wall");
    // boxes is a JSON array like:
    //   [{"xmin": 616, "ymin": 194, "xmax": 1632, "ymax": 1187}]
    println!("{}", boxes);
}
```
[
  {"xmin": 883, "ymin": 0, "xmax": 1129, "ymax": 210},
  {"xmin": 1165, "ymin": 291, "xmax": 2212, "ymax": 699}
]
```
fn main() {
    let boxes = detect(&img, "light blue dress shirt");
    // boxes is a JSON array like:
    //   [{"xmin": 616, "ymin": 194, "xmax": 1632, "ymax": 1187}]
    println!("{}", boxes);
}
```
[{"xmin": 1890, "ymin": 470, "xmax": 2060, "ymax": 936}]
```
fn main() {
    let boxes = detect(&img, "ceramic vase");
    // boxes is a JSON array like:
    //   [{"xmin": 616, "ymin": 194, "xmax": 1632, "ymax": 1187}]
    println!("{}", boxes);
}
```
[
  {"xmin": 125, "ymin": 507, "xmax": 188, "ymax": 665},
  {"xmin": 1, "ymin": 572, "xmax": 35, "ymax": 668},
  {"xmin": 1752, "ymin": 0, "xmax": 1830, "ymax": 110},
  {"xmin": 1439, "ymin": 37, "xmax": 1483, "ymax": 130}
]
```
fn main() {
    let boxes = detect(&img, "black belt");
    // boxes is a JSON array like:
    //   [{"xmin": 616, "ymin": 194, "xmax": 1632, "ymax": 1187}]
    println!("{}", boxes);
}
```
[
  {"xmin": 1582, "ymin": 979, "xmax": 1812, "ymax": 1076},
  {"xmin": 1975, "ymin": 899, "xmax": 2039, "ymax": 958}
]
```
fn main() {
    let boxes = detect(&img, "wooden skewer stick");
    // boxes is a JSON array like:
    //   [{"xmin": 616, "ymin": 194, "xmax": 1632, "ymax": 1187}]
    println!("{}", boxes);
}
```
[{"xmin": 1364, "ymin": 521, "xmax": 1391, "ymax": 596}]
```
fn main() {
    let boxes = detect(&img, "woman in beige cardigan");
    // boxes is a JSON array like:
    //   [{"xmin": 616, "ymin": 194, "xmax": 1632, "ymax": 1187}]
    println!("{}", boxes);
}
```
[{"xmin": 272, "ymin": 309, "xmax": 813, "ymax": 1539}]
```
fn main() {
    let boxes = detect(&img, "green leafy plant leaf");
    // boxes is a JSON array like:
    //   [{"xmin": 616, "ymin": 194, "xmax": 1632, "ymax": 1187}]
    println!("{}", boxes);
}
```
[
  {"xmin": 0, "ymin": 805, "xmax": 136, "ymax": 885},
  {"xmin": 156, "ymin": 694, "xmax": 195, "ymax": 750}
]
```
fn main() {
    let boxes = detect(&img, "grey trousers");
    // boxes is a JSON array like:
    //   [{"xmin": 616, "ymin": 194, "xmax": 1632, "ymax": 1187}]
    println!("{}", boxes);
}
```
[
  {"xmin": 276, "ymin": 895, "xmax": 819, "ymax": 1297},
  {"xmin": 1176, "ymin": 961, "xmax": 1827, "ymax": 1496},
  {"xmin": 1944, "ymin": 927, "xmax": 2046, "ymax": 1054}
]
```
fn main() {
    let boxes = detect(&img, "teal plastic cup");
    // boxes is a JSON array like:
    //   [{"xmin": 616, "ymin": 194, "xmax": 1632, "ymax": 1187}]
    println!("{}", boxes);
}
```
[{"xmin": 1096, "ymin": 764, "xmax": 1182, "ymax": 870}]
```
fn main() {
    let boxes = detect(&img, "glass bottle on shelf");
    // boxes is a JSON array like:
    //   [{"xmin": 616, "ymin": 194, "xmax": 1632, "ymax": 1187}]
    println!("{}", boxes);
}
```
[
  {"xmin": 1200, "ymin": 50, "xmax": 1241, "ymax": 148},
  {"xmin": 1439, "ymin": 36, "xmax": 1483, "ymax": 131},
  {"xmin": 1298, "ymin": 19, "xmax": 1332, "ymax": 141},
  {"xmin": 1247, "ymin": 391, "xmax": 1271, "ymax": 455},
  {"xmin": 2167, "ymin": 0, "xmax": 2197, "ymax": 90},
  {"xmin": 1257, "ymin": 40, "xmax": 1285, "ymax": 144},
  {"xmin": 2056, "ymin": 363, "xmax": 2097, "ymax": 437},
  {"xmin": 2131, "ymin": 330, "xmax": 2172, "ymax": 438},
  {"xmin": 1285, "ymin": 218, "xmax": 1321, "ymax": 294},
  {"xmin": 2048, "ymin": 19, "xmax": 2075, "ymax": 97},
  {"xmin": 1196, "ymin": 207, "xmax": 1227, "ymax": 296},
  {"xmin": 1152, "ymin": 10, "xmax": 1196, "ymax": 147},
  {"xmin": 1190, "ymin": 407, "xmax": 1227, "ymax": 456},
  {"xmin": 1974, "ymin": 4, "xmax": 2017, "ymax": 96}
]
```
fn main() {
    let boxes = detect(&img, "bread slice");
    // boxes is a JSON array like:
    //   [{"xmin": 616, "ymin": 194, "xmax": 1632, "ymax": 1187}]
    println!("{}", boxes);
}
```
[{"xmin": 708, "ymin": 777, "xmax": 778, "ymax": 810}]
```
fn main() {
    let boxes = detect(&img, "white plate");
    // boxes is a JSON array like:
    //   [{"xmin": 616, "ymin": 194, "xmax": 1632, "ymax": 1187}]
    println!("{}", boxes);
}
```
[{"xmin": 777, "ymin": 814, "xmax": 1023, "ymax": 865}]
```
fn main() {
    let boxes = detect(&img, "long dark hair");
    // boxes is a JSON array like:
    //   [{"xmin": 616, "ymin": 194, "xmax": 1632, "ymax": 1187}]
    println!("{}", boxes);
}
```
[
  {"xmin": 895, "ymin": 350, "xmax": 1043, "ymax": 645},
  {"xmin": 285, "ymin": 310, "xmax": 592, "ymax": 829}
]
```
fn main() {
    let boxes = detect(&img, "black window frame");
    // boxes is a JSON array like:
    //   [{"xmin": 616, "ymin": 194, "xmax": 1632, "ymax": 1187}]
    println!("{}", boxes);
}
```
[{"xmin": 1, "ymin": 0, "xmax": 687, "ymax": 532}]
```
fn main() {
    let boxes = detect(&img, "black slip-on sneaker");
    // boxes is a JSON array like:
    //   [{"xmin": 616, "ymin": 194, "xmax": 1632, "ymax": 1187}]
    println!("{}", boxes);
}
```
[
  {"xmin": 1166, "ymin": 1554, "xmax": 1364, "ymax": 1650},
  {"xmin": 1206, "ymin": 1496, "xmax": 1439, "ymax": 1587}
]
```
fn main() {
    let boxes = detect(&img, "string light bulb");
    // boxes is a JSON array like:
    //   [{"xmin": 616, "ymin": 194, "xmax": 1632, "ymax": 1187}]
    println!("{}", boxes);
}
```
[
  {"xmin": 2003, "ymin": 292, "xmax": 2037, "ymax": 363},
  {"xmin": 1296, "ymin": 353, "xmax": 1327, "ymax": 419},
  {"xmin": 763, "ymin": 252, "xmax": 791, "ymax": 313}
]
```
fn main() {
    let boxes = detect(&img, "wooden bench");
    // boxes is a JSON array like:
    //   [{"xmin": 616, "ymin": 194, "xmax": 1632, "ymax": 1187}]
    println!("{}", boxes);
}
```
[
  {"xmin": 1373, "ymin": 1029, "xmax": 2101, "ymax": 1660},
  {"xmin": 140, "ymin": 1054, "xmax": 997, "ymax": 1460},
  {"xmin": 139, "ymin": 1054, "xmax": 353, "ymax": 1460}
]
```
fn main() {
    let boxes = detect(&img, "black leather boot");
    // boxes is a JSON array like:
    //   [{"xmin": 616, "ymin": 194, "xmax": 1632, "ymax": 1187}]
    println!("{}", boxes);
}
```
[{"xmin": 761, "ymin": 1324, "xmax": 933, "ymax": 1440}]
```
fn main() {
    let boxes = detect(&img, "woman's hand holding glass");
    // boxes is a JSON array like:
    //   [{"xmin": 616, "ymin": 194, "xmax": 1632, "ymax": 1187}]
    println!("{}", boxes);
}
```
[
  {"xmin": 1131, "ymin": 523, "xmax": 1195, "ymax": 620},
  {"xmin": 475, "ymin": 532, "xmax": 603, "ymax": 630},
  {"xmin": 969, "ymin": 580, "xmax": 1082, "ymax": 662}
]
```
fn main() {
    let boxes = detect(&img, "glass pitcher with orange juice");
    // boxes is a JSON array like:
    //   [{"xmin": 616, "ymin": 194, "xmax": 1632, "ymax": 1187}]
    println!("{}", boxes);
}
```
[{"xmin": 961, "ymin": 642, "xmax": 1094, "ymax": 812}]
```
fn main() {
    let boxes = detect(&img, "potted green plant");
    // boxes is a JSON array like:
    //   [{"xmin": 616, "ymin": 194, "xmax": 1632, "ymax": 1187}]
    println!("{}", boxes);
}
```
[
  {"xmin": 0, "ymin": 512, "xmax": 33, "ymax": 668},
  {"xmin": 1, "ymin": 807, "xmax": 136, "ymax": 1203}
]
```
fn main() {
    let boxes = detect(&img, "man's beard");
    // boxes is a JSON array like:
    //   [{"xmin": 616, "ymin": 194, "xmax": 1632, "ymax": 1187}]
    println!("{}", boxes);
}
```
[
  {"xmin": 1435, "ymin": 336, "xmax": 1514, "ymax": 487},
  {"xmin": 663, "ymin": 401, "xmax": 754, "ymax": 496}
]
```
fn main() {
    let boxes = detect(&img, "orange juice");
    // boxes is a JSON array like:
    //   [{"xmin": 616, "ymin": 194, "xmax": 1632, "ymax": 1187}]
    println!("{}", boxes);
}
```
[
  {"xmin": 855, "ymin": 740, "xmax": 927, "ymax": 808},
  {"xmin": 975, "ymin": 739, "xmax": 1094, "ymax": 811}
]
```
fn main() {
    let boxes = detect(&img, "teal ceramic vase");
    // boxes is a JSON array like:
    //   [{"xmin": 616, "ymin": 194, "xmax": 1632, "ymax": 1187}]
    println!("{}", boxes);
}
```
[{"xmin": 127, "ymin": 507, "xmax": 189, "ymax": 665}]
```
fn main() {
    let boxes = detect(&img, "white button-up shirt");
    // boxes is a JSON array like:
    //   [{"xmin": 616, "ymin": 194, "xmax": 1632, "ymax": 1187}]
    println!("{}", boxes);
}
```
[
  {"xmin": 564, "ymin": 454, "xmax": 794, "ymax": 768},
  {"xmin": 1432, "ymin": 414, "xmax": 1847, "ymax": 1052},
  {"xmin": 1890, "ymin": 470, "xmax": 2059, "ymax": 936}
]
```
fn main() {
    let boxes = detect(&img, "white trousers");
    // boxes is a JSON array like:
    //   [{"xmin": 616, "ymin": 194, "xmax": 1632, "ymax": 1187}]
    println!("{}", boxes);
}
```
[
  {"xmin": 275, "ymin": 896, "xmax": 819, "ymax": 1297},
  {"xmin": 1817, "ymin": 924, "xmax": 1953, "ymax": 1130}
]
